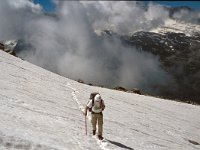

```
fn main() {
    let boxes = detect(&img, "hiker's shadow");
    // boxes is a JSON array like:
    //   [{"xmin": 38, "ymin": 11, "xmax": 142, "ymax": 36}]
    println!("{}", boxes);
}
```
[{"xmin": 106, "ymin": 139, "xmax": 134, "ymax": 150}]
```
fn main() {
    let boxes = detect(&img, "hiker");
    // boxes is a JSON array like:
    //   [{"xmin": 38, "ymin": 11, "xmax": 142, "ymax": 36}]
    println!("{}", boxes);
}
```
[{"xmin": 84, "ymin": 93, "xmax": 105, "ymax": 140}]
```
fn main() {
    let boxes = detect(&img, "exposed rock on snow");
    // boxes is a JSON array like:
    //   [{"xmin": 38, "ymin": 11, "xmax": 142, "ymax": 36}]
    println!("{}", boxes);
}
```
[
  {"xmin": 0, "ymin": 40, "xmax": 17, "ymax": 56},
  {"xmin": 150, "ymin": 19, "xmax": 200, "ymax": 36}
]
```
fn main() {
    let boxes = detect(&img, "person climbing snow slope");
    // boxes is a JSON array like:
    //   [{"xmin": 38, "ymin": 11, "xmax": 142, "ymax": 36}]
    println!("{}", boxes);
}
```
[{"xmin": 85, "ymin": 93, "xmax": 105, "ymax": 140}]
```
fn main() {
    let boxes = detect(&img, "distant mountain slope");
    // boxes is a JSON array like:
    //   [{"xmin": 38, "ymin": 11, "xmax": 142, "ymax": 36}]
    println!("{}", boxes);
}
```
[
  {"xmin": 8, "ymin": 5, "xmax": 199, "ymax": 105},
  {"xmin": 97, "ymin": 19, "xmax": 200, "ymax": 104},
  {"xmin": 4, "ymin": 18, "xmax": 200, "ymax": 104},
  {"xmin": 150, "ymin": 19, "xmax": 200, "ymax": 36},
  {"xmin": 0, "ymin": 50, "xmax": 200, "ymax": 150},
  {"xmin": 128, "ymin": 20, "xmax": 200, "ymax": 103}
]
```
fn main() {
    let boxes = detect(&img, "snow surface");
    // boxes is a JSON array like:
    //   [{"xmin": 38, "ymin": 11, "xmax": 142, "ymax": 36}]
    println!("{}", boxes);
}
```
[
  {"xmin": 0, "ymin": 50, "xmax": 200, "ymax": 150},
  {"xmin": 150, "ymin": 19, "xmax": 200, "ymax": 36}
]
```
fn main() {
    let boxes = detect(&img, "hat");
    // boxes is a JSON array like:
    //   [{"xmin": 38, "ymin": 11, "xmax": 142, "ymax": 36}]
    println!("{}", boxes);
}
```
[{"xmin": 94, "ymin": 94, "xmax": 101, "ymax": 102}]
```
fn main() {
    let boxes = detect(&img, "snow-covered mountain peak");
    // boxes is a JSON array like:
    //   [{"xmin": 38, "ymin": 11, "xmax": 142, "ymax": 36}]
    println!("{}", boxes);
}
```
[{"xmin": 150, "ymin": 19, "xmax": 200, "ymax": 36}]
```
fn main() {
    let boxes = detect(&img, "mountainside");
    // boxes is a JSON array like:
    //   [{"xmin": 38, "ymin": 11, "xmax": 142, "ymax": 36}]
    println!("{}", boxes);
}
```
[
  {"xmin": 1, "ymin": 48, "xmax": 200, "ymax": 149},
  {"xmin": 98, "ymin": 19, "xmax": 200, "ymax": 104},
  {"xmin": 0, "ymin": 2, "xmax": 197, "ymax": 105},
  {"xmin": 2, "ymin": 18, "xmax": 200, "ymax": 105}
]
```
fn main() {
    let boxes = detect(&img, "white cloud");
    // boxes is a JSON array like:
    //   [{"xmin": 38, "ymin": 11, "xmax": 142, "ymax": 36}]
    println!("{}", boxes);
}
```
[{"xmin": 0, "ymin": 1, "xmax": 187, "ymax": 93}]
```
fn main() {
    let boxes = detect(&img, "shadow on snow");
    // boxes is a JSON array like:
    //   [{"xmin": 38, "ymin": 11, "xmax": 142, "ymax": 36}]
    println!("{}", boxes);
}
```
[{"xmin": 106, "ymin": 139, "xmax": 134, "ymax": 150}]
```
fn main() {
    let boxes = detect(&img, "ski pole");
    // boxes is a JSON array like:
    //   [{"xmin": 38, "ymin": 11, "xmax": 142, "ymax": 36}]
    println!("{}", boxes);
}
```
[{"xmin": 85, "ymin": 115, "xmax": 87, "ymax": 135}]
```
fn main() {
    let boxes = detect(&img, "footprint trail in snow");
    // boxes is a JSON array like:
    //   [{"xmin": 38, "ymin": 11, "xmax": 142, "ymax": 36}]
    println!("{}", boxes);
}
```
[{"xmin": 66, "ymin": 82, "xmax": 110, "ymax": 150}]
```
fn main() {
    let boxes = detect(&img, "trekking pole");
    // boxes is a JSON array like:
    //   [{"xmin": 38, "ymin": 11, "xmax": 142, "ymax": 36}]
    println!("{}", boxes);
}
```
[{"xmin": 85, "ymin": 115, "xmax": 87, "ymax": 135}]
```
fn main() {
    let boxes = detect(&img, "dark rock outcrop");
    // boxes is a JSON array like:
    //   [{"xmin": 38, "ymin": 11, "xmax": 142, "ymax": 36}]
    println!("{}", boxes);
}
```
[
  {"xmin": 128, "ymin": 88, "xmax": 141, "ymax": 95},
  {"xmin": 0, "ymin": 41, "xmax": 17, "ymax": 56},
  {"xmin": 77, "ymin": 79, "xmax": 84, "ymax": 84},
  {"xmin": 114, "ymin": 86, "xmax": 128, "ymax": 92},
  {"xmin": 125, "ymin": 31, "xmax": 200, "ymax": 104}
]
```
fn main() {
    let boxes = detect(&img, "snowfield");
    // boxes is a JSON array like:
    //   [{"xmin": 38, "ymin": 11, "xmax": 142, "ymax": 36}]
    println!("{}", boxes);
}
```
[
  {"xmin": 150, "ymin": 19, "xmax": 200, "ymax": 36},
  {"xmin": 0, "ymin": 50, "xmax": 200, "ymax": 150}
]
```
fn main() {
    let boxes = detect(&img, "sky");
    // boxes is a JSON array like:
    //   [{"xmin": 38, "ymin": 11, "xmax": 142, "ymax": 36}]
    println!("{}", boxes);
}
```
[
  {"xmin": 154, "ymin": 1, "xmax": 200, "ymax": 9},
  {"xmin": 33, "ymin": 0, "xmax": 55, "ymax": 12},
  {"xmin": 33, "ymin": 0, "xmax": 200, "ymax": 12}
]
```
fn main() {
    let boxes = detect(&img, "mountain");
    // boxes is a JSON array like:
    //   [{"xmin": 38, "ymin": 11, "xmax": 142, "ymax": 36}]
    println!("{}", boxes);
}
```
[
  {"xmin": 1, "ymin": 47, "xmax": 200, "ymax": 150},
  {"xmin": 128, "ymin": 19, "xmax": 200, "ymax": 104},
  {"xmin": 97, "ymin": 19, "xmax": 200, "ymax": 104},
  {"xmin": 7, "ymin": 18, "xmax": 200, "ymax": 104},
  {"xmin": 3, "ymin": 5, "xmax": 199, "ymax": 105}
]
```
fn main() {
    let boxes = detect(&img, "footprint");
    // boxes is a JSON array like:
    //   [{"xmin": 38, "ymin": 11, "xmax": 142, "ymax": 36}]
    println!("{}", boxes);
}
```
[
  {"xmin": 0, "ymin": 138, "xmax": 3, "ymax": 144},
  {"xmin": 14, "ymin": 142, "xmax": 31, "ymax": 150},
  {"xmin": 4, "ymin": 142, "xmax": 13, "ymax": 148}
]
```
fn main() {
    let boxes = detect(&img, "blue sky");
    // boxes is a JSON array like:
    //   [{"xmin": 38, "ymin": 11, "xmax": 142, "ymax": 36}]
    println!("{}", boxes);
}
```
[
  {"xmin": 33, "ymin": 0, "xmax": 200, "ymax": 12},
  {"xmin": 153, "ymin": 1, "xmax": 200, "ymax": 9},
  {"xmin": 33, "ymin": 0, "xmax": 55, "ymax": 12}
]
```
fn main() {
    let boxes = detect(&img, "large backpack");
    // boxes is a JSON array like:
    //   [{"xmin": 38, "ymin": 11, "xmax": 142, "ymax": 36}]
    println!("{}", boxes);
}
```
[{"xmin": 87, "ymin": 92, "xmax": 99, "ymax": 112}]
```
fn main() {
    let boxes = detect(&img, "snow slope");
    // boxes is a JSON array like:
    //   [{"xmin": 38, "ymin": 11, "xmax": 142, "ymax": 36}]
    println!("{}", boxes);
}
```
[
  {"xmin": 150, "ymin": 19, "xmax": 200, "ymax": 36},
  {"xmin": 0, "ymin": 50, "xmax": 200, "ymax": 150}
]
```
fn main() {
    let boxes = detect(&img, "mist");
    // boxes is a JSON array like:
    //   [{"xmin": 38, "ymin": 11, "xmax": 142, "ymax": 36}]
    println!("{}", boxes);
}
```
[
  {"xmin": 172, "ymin": 8, "xmax": 200, "ymax": 24},
  {"xmin": 1, "ymin": 0, "xmax": 195, "ymax": 94}
]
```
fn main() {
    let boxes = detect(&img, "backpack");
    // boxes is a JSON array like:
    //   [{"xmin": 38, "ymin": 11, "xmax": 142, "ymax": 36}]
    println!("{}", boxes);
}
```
[{"xmin": 87, "ymin": 92, "xmax": 99, "ymax": 112}]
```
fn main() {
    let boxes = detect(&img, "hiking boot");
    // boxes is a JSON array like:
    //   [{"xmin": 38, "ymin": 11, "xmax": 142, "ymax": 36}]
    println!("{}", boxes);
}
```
[
  {"xmin": 98, "ymin": 135, "xmax": 103, "ymax": 140},
  {"xmin": 93, "ymin": 130, "xmax": 96, "ymax": 135}
]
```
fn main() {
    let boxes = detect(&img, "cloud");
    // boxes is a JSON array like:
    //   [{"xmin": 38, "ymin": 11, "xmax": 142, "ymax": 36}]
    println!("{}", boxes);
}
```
[
  {"xmin": 0, "ymin": 1, "xmax": 187, "ymax": 94},
  {"xmin": 172, "ymin": 9, "xmax": 200, "ymax": 24},
  {"xmin": 81, "ymin": 1, "xmax": 170, "ymax": 34},
  {"xmin": 0, "ymin": 0, "xmax": 42, "ymax": 40}
]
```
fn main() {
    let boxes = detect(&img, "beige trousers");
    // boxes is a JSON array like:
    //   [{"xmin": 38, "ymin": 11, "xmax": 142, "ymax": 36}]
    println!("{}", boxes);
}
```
[{"xmin": 91, "ymin": 113, "xmax": 103, "ymax": 136}]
